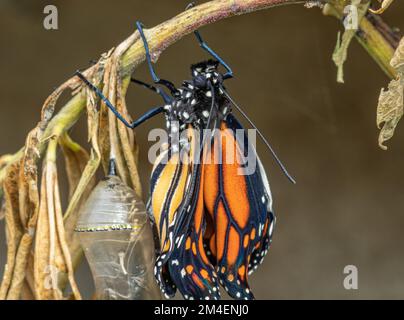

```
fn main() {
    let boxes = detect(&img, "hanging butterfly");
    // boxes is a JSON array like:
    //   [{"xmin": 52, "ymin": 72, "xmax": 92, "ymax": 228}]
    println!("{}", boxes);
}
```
[{"xmin": 75, "ymin": 20, "xmax": 295, "ymax": 301}]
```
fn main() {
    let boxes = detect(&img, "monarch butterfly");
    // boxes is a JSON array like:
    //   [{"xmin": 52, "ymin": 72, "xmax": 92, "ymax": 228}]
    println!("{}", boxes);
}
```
[{"xmin": 76, "ymin": 21, "xmax": 295, "ymax": 300}]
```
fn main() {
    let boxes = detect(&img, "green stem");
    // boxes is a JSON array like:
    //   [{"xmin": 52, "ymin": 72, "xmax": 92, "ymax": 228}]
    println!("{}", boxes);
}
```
[{"xmin": 325, "ymin": 0, "xmax": 400, "ymax": 79}]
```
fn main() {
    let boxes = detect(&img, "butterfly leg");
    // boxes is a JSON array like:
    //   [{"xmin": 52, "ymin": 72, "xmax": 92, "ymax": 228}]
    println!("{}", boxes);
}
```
[
  {"xmin": 75, "ymin": 71, "xmax": 164, "ymax": 129},
  {"xmin": 135, "ymin": 21, "xmax": 179, "ymax": 96},
  {"xmin": 131, "ymin": 77, "xmax": 173, "ymax": 105},
  {"xmin": 186, "ymin": 3, "xmax": 233, "ymax": 79},
  {"xmin": 193, "ymin": 31, "xmax": 233, "ymax": 80}
]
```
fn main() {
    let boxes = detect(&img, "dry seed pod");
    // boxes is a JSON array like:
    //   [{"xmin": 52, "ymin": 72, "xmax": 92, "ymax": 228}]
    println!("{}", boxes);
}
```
[{"xmin": 75, "ymin": 175, "xmax": 161, "ymax": 300}]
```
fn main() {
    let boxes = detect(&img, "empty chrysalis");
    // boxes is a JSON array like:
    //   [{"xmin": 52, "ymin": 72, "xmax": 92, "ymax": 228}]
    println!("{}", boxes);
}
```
[{"xmin": 75, "ymin": 165, "xmax": 161, "ymax": 300}]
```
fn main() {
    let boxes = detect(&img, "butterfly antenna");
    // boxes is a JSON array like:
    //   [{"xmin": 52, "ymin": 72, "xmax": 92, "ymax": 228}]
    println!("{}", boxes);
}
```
[{"xmin": 221, "ymin": 88, "xmax": 296, "ymax": 184}]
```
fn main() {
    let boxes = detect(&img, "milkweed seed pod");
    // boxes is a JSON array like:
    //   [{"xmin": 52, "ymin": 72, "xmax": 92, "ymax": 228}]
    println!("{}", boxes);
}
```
[
  {"xmin": 391, "ymin": 38, "xmax": 404, "ymax": 71},
  {"xmin": 75, "ymin": 175, "xmax": 161, "ymax": 300}
]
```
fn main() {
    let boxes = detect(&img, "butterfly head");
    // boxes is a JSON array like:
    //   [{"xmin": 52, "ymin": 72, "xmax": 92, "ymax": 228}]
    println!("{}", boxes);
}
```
[{"xmin": 190, "ymin": 60, "xmax": 223, "ymax": 89}]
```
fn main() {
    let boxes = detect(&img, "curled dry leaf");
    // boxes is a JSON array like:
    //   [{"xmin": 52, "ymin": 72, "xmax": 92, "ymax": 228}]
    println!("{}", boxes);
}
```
[
  {"xmin": 6, "ymin": 234, "xmax": 35, "ymax": 300},
  {"xmin": 0, "ymin": 162, "xmax": 23, "ymax": 299},
  {"xmin": 0, "ymin": 154, "xmax": 17, "ymax": 220},
  {"xmin": 1, "ymin": 25, "xmax": 141, "ymax": 301},
  {"xmin": 4, "ymin": 75, "xmax": 77, "ymax": 300},
  {"xmin": 104, "ymin": 58, "xmax": 131, "ymax": 186},
  {"xmin": 391, "ymin": 37, "xmax": 404, "ymax": 71},
  {"xmin": 331, "ymin": 0, "xmax": 369, "ymax": 83},
  {"xmin": 34, "ymin": 140, "xmax": 82, "ymax": 300},
  {"xmin": 4, "ymin": 131, "xmax": 40, "ymax": 300},
  {"xmin": 34, "ymin": 159, "xmax": 61, "ymax": 299},
  {"xmin": 112, "ymin": 35, "xmax": 142, "ymax": 197},
  {"xmin": 370, "ymin": 0, "xmax": 395, "ymax": 14},
  {"xmin": 60, "ymin": 133, "xmax": 95, "ymax": 281},
  {"xmin": 377, "ymin": 37, "xmax": 404, "ymax": 150},
  {"xmin": 99, "ymin": 33, "xmax": 141, "ymax": 191},
  {"xmin": 62, "ymin": 64, "xmax": 105, "ymax": 224}
]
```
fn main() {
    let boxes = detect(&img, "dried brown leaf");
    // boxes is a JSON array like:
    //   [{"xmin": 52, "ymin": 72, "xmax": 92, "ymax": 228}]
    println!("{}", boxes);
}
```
[
  {"xmin": 63, "ymin": 72, "xmax": 103, "ymax": 223},
  {"xmin": 6, "ymin": 233, "xmax": 34, "ymax": 300},
  {"xmin": 370, "ymin": 0, "xmax": 395, "ymax": 14},
  {"xmin": 53, "ymin": 171, "xmax": 81, "ymax": 300},
  {"xmin": 377, "ymin": 78, "xmax": 404, "ymax": 150},
  {"xmin": 391, "ymin": 37, "xmax": 404, "ymax": 71},
  {"xmin": 107, "ymin": 33, "xmax": 141, "ymax": 192},
  {"xmin": 20, "ymin": 280, "xmax": 35, "ymax": 300},
  {"xmin": 0, "ymin": 153, "xmax": 22, "ymax": 220},
  {"xmin": 332, "ymin": 0, "xmax": 369, "ymax": 83},
  {"xmin": 0, "ymin": 162, "xmax": 23, "ymax": 299},
  {"xmin": 60, "ymin": 134, "xmax": 91, "ymax": 199},
  {"xmin": 34, "ymin": 162, "xmax": 61, "ymax": 300},
  {"xmin": 377, "ymin": 37, "xmax": 404, "ymax": 149},
  {"xmin": 104, "ymin": 58, "xmax": 131, "ymax": 186},
  {"xmin": 116, "ymin": 76, "xmax": 142, "ymax": 197},
  {"xmin": 60, "ymin": 134, "xmax": 95, "ymax": 286}
]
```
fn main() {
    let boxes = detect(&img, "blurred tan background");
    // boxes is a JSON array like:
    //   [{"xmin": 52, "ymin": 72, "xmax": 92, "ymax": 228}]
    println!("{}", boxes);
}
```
[{"xmin": 1, "ymin": 0, "xmax": 404, "ymax": 299}]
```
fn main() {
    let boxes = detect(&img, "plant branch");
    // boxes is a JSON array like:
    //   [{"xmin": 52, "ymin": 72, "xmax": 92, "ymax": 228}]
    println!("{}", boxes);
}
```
[
  {"xmin": 0, "ymin": 0, "xmax": 401, "ymax": 183},
  {"xmin": 325, "ymin": 0, "xmax": 400, "ymax": 79}
]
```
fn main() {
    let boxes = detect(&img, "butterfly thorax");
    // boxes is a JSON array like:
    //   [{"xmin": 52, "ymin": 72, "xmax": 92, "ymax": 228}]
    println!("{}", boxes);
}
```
[{"xmin": 164, "ymin": 60, "xmax": 231, "ymax": 130}]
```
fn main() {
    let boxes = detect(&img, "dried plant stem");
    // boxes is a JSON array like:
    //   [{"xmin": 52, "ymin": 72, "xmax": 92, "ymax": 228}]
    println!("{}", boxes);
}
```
[
  {"xmin": 325, "ymin": 0, "xmax": 400, "ymax": 79},
  {"xmin": 0, "ymin": 0, "xmax": 401, "ymax": 300},
  {"xmin": 0, "ymin": 0, "xmax": 398, "ymax": 177}
]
